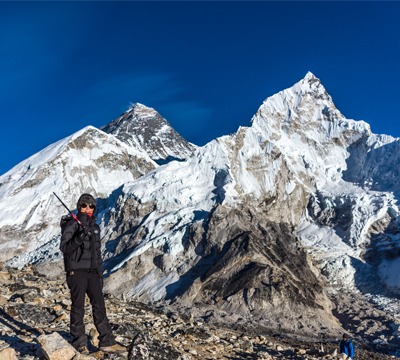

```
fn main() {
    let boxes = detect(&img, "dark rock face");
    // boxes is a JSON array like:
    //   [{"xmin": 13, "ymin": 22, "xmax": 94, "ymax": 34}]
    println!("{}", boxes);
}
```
[
  {"xmin": 6, "ymin": 304, "xmax": 56, "ymax": 326},
  {"xmin": 163, "ymin": 205, "xmax": 339, "ymax": 336}
]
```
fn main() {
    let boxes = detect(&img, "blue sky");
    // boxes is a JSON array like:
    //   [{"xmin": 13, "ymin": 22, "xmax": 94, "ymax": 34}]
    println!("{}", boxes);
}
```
[{"xmin": 1, "ymin": 1, "xmax": 400, "ymax": 175}]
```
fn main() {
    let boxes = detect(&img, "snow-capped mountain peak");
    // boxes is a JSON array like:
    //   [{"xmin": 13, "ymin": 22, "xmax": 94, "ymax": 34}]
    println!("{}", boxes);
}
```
[
  {"xmin": 101, "ymin": 103, "xmax": 197, "ymax": 164},
  {"xmin": 253, "ymin": 72, "xmax": 340, "ymax": 129}
]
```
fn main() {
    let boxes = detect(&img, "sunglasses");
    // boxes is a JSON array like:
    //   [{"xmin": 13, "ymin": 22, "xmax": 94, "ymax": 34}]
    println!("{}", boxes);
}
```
[{"xmin": 80, "ymin": 203, "xmax": 95, "ymax": 209}]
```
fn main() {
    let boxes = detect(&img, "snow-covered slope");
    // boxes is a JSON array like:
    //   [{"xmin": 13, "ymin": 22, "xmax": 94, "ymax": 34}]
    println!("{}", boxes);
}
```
[
  {"xmin": 101, "ymin": 103, "xmax": 197, "ymax": 164},
  {"xmin": 0, "ymin": 126, "xmax": 156, "ymax": 264}
]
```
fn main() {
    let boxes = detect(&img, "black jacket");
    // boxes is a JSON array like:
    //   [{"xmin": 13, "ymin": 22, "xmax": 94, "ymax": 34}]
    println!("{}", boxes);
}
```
[{"xmin": 60, "ymin": 212, "xmax": 103, "ymax": 275}]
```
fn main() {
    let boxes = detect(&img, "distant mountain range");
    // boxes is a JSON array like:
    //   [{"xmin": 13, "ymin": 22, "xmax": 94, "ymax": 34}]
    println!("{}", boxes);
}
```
[{"xmin": 1, "ymin": 72, "xmax": 399, "ymax": 339}]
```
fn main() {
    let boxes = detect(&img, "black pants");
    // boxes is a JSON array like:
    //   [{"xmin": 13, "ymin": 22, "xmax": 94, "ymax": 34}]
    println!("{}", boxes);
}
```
[{"xmin": 66, "ymin": 270, "xmax": 115, "ymax": 348}]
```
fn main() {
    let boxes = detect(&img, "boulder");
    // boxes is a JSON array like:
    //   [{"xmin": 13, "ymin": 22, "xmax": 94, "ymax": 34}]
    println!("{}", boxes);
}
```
[
  {"xmin": 0, "ymin": 347, "xmax": 17, "ymax": 360},
  {"xmin": 37, "ymin": 332, "xmax": 76, "ymax": 360}
]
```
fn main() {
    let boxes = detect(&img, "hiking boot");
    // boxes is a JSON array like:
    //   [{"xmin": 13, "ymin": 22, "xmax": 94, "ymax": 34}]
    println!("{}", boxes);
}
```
[
  {"xmin": 99, "ymin": 343, "xmax": 127, "ymax": 353},
  {"xmin": 77, "ymin": 345, "xmax": 89, "ymax": 355}
]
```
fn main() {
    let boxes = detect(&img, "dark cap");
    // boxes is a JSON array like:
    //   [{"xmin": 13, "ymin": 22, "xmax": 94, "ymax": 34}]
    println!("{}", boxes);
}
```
[{"xmin": 77, "ymin": 193, "xmax": 96, "ymax": 210}]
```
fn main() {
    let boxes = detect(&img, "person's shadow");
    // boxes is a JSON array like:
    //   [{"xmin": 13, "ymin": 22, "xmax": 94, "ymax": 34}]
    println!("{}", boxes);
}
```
[{"xmin": 0, "ymin": 307, "xmax": 71, "ymax": 356}]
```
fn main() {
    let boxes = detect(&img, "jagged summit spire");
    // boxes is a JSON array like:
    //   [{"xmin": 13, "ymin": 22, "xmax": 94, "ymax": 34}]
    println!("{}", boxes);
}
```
[
  {"xmin": 295, "ymin": 71, "xmax": 326, "ymax": 97},
  {"xmin": 126, "ymin": 102, "xmax": 157, "ymax": 116},
  {"xmin": 127, "ymin": 102, "xmax": 147, "ymax": 110},
  {"xmin": 304, "ymin": 71, "xmax": 318, "ymax": 81},
  {"xmin": 251, "ymin": 72, "xmax": 335, "ymax": 131},
  {"xmin": 116, "ymin": 103, "xmax": 160, "ymax": 124}
]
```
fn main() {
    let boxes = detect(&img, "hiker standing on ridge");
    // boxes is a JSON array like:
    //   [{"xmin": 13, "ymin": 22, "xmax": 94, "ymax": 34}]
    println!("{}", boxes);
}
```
[
  {"xmin": 59, "ymin": 193, "xmax": 125, "ymax": 355},
  {"xmin": 339, "ymin": 333, "xmax": 355, "ymax": 359}
]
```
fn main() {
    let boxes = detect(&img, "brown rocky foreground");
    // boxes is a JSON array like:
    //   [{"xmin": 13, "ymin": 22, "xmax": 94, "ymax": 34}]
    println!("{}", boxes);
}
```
[{"xmin": 0, "ymin": 266, "xmax": 396, "ymax": 360}]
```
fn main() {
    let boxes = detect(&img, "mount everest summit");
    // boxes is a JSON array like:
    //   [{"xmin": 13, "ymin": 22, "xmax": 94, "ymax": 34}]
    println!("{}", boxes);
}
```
[
  {"xmin": 1, "ymin": 72, "xmax": 400, "ymax": 340},
  {"xmin": 101, "ymin": 103, "xmax": 196, "ymax": 164}
]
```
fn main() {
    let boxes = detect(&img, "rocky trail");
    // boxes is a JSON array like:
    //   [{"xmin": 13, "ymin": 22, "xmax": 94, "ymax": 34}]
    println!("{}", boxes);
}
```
[{"xmin": 0, "ymin": 265, "xmax": 397, "ymax": 360}]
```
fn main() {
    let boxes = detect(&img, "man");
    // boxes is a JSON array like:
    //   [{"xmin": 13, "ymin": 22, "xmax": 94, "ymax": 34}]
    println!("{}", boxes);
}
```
[
  {"xmin": 60, "ymin": 193, "xmax": 125, "ymax": 354},
  {"xmin": 339, "ymin": 333, "xmax": 355, "ymax": 359}
]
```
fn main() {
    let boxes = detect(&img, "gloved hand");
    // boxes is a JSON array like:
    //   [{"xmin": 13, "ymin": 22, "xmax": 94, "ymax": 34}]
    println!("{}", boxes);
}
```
[{"xmin": 76, "ymin": 224, "xmax": 91, "ymax": 244}]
